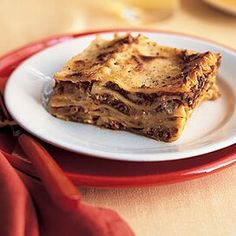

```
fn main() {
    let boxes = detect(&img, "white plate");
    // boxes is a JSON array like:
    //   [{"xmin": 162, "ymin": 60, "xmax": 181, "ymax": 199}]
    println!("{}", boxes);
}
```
[{"xmin": 4, "ymin": 31, "xmax": 236, "ymax": 161}]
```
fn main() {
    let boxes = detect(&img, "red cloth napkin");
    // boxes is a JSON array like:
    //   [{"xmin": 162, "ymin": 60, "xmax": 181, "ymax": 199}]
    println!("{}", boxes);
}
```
[
  {"xmin": 0, "ymin": 135, "xmax": 134, "ymax": 236},
  {"xmin": 19, "ymin": 172, "xmax": 133, "ymax": 236},
  {"xmin": 0, "ymin": 152, "xmax": 39, "ymax": 236}
]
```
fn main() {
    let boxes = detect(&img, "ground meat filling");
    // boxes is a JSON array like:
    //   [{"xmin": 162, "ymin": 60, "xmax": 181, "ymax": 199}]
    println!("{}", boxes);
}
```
[
  {"xmin": 53, "ymin": 73, "xmax": 211, "ymax": 120},
  {"xmin": 105, "ymin": 81, "xmax": 170, "ymax": 105},
  {"xmin": 104, "ymin": 73, "xmax": 210, "ymax": 109},
  {"xmin": 93, "ymin": 93, "xmax": 131, "ymax": 116},
  {"xmin": 136, "ymin": 126, "xmax": 179, "ymax": 142},
  {"xmin": 53, "ymin": 81, "xmax": 93, "ymax": 95}
]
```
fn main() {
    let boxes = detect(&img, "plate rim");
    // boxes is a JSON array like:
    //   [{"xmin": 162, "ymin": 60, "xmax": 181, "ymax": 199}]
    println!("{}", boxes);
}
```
[
  {"xmin": 3, "ymin": 29, "xmax": 236, "ymax": 162},
  {"xmin": 1, "ymin": 138, "xmax": 236, "ymax": 187}
]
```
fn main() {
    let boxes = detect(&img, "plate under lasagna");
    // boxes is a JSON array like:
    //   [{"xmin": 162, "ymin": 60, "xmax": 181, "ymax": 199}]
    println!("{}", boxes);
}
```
[{"xmin": 4, "ymin": 30, "xmax": 236, "ymax": 161}]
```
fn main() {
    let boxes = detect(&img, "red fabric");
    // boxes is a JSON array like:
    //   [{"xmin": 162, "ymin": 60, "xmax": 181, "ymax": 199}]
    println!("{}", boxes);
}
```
[
  {"xmin": 0, "ymin": 138, "xmax": 134, "ymax": 236},
  {"xmin": 0, "ymin": 152, "xmax": 39, "ymax": 236},
  {"xmin": 20, "ymin": 173, "xmax": 134, "ymax": 236}
]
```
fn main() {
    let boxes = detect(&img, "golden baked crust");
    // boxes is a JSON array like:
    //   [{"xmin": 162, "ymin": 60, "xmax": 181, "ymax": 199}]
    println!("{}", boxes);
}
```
[
  {"xmin": 48, "ymin": 34, "xmax": 221, "ymax": 142},
  {"xmin": 54, "ymin": 34, "xmax": 220, "ymax": 93}
]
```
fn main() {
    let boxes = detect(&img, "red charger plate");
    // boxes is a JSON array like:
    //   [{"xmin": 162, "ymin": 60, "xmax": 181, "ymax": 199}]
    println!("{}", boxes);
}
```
[{"xmin": 0, "ymin": 29, "xmax": 236, "ymax": 187}]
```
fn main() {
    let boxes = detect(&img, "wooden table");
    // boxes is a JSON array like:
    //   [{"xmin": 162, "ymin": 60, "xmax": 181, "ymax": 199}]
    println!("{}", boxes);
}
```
[{"xmin": 1, "ymin": 0, "xmax": 236, "ymax": 235}]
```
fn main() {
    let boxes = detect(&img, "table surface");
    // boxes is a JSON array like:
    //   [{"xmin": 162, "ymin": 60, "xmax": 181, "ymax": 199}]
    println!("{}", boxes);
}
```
[{"xmin": 1, "ymin": 0, "xmax": 236, "ymax": 235}]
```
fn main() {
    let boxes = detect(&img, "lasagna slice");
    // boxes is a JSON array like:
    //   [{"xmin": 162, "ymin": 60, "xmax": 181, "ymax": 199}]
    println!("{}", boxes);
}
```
[{"xmin": 48, "ymin": 34, "xmax": 221, "ymax": 142}]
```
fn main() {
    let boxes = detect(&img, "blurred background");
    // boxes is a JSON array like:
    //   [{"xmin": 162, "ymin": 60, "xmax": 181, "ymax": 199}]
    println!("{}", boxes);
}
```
[{"xmin": 0, "ymin": 0, "xmax": 236, "ymax": 54}]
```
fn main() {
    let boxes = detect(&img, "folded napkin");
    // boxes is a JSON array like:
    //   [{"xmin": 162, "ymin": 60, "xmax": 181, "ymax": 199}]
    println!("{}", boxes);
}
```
[
  {"xmin": 20, "ymin": 172, "xmax": 133, "ymax": 236},
  {"xmin": 0, "ymin": 135, "xmax": 134, "ymax": 236},
  {"xmin": 0, "ymin": 152, "xmax": 39, "ymax": 236}
]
